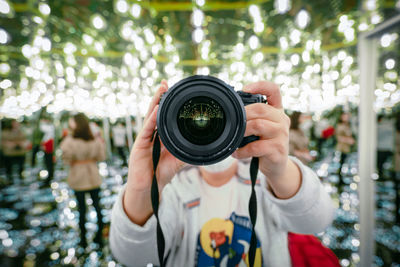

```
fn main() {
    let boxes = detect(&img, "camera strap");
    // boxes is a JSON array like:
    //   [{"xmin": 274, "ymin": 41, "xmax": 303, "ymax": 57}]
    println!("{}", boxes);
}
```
[
  {"xmin": 248, "ymin": 156, "xmax": 259, "ymax": 267},
  {"xmin": 150, "ymin": 131, "xmax": 259, "ymax": 267},
  {"xmin": 151, "ymin": 131, "xmax": 166, "ymax": 267}
]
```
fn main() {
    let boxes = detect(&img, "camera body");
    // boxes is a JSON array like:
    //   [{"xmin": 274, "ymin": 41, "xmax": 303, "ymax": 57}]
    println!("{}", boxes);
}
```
[{"xmin": 157, "ymin": 75, "xmax": 266, "ymax": 165}]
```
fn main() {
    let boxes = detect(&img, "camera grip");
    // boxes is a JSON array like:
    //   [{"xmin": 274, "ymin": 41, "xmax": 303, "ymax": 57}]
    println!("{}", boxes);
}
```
[{"xmin": 239, "ymin": 135, "xmax": 259, "ymax": 148}]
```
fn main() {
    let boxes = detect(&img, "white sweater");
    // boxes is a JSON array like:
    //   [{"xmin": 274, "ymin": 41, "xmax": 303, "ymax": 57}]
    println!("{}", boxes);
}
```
[{"xmin": 110, "ymin": 158, "xmax": 335, "ymax": 267}]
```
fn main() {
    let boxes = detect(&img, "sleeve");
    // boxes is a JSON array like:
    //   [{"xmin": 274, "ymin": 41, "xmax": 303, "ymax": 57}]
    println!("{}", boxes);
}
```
[
  {"xmin": 336, "ymin": 124, "xmax": 349, "ymax": 144},
  {"xmin": 336, "ymin": 124, "xmax": 344, "ymax": 138},
  {"xmin": 110, "ymin": 184, "xmax": 184, "ymax": 266},
  {"xmin": 95, "ymin": 139, "xmax": 106, "ymax": 161},
  {"xmin": 264, "ymin": 157, "xmax": 335, "ymax": 234},
  {"xmin": 59, "ymin": 137, "xmax": 74, "ymax": 164},
  {"xmin": 1, "ymin": 132, "xmax": 8, "ymax": 150},
  {"xmin": 17, "ymin": 129, "xmax": 27, "ymax": 143}
]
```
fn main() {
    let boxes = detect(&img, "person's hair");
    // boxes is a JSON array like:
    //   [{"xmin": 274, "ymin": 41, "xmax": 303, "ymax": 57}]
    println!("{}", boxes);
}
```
[
  {"xmin": 2, "ymin": 119, "xmax": 13, "ymax": 130},
  {"xmin": 289, "ymin": 111, "xmax": 301, "ymax": 130},
  {"xmin": 338, "ymin": 111, "xmax": 349, "ymax": 124},
  {"xmin": 72, "ymin": 113, "xmax": 94, "ymax": 141}
]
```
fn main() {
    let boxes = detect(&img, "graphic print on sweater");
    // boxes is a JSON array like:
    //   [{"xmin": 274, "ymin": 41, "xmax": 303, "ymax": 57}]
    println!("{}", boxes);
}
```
[{"xmin": 195, "ymin": 213, "xmax": 262, "ymax": 267}]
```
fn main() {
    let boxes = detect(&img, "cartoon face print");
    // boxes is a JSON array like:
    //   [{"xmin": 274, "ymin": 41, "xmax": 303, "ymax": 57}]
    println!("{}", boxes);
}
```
[
  {"xmin": 196, "ymin": 214, "xmax": 263, "ymax": 267},
  {"xmin": 210, "ymin": 231, "xmax": 227, "ymax": 248}
]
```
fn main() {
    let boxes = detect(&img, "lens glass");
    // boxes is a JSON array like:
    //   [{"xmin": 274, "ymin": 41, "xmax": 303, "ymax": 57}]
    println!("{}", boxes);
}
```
[{"xmin": 177, "ymin": 96, "xmax": 226, "ymax": 145}]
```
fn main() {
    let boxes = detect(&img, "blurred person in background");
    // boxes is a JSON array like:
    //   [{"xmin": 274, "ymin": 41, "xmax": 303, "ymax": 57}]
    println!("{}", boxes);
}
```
[
  {"xmin": 60, "ymin": 113, "xmax": 106, "ymax": 249},
  {"xmin": 90, "ymin": 121, "xmax": 103, "ymax": 140},
  {"xmin": 289, "ymin": 111, "xmax": 314, "ymax": 165},
  {"xmin": 298, "ymin": 113, "xmax": 313, "ymax": 138},
  {"xmin": 335, "ymin": 111, "xmax": 355, "ymax": 191},
  {"xmin": 376, "ymin": 114, "xmax": 394, "ymax": 178},
  {"xmin": 313, "ymin": 117, "xmax": 335, "ymax": 160},
  {"xmin": 130, "ymin": 117, "xmax": 137, "ymax": 141},
  {"xmin": 31, "ymin": 108, "xmax": 46, "ymax": 167},
  {"xmin": 111, "ymin": 122, "xmax": 128, "ymax": 166},
  {"xmin": 31, "ymin": 119, "xmax": 44, "ymax": 168},
  {"xmin": 394, "ymin": 113, "xmax": 400, "ymax": 223},
  {"xmin": 1, "ymin": 119, "xmax": 29, "ymax": 182},
  {"xmin": 40, "ymin": 117, "xmax": 55, "ymax": 185}
]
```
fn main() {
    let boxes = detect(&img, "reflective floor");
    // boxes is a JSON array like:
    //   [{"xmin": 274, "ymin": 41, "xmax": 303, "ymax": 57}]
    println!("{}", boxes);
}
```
[
  {"xmin": 315, "ymin": 152, "xmax": 400, "ymax": 266},
  {"xmin": 0, "ymin": 151, "xmax": 399, "ymax": 266}
]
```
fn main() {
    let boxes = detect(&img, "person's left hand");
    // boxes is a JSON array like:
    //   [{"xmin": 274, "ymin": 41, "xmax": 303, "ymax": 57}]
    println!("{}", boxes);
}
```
[{"xmin": 232, "ymin": 81, "xmax": 291, "ymax": 181}]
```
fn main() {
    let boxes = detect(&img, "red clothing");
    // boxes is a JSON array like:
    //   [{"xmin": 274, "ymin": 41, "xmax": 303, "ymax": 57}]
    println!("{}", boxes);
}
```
[
  {"xmin": 322, "ymin": 126, "xmax": 335, "ymax": 139},
  {"xmin": 288, "ymin": 233, "xmax": 340, "ymax": 267},
  {"xmin": 42, "ymin": 139, "xmax": 54, "ymax": 154}
]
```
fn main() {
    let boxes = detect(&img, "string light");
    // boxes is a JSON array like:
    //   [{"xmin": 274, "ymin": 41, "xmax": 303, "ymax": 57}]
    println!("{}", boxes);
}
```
[
  {"xmin": 295, "ymin": 9, "xmax": 310, "ymax": 29},
  {"xmin": 249, "ymin": 35, "xmax": 259, "ymax": 50},
  {"xmin": 116, "ymin": 0, "xmax": 129, "ymax": 13},
  {"xmin": 130, "ymin": 4, "xmax": 141, "ymax": 18},
  {"xmin": 385, "ymin": 59, "xmax": 395, "ymax": 69},
  {"xmin": 0, "ymin": 28, "xmax": 9, "ymax": 44},
  {"xmin": 0, "ymin": 0, "xmax": 10, "ymax": 14},
  {"xmin": 192, "ymin": 28, "xmax": 204, "ymax": 43},
  {"xmin": 381, "ymin": 33, "xmax": 392, "ymax": 47},
  {"xmin": 92, "ymin": 14, "xmax": 105, "ymax": 30},
  {"xmin": 196, "ymin": 0, "xmax": 205, "ymax": 7},
  {"xmin": 0, "ymin": 0, "xmax": 398, "ymax": 120},
  {"xmin": 249, "ymin": 5, "xmax": 264, "ymax": 33},
  {"xmin": 192, "ymin": 9, "xmax": 204, "ymax": 27},
  {"xmin": 274, "ymin": 0, "xmax": 291, "ymax": 14},
  {"xmin": 38, "ymin": 3, "xmax": 51, "ymax": 16}
]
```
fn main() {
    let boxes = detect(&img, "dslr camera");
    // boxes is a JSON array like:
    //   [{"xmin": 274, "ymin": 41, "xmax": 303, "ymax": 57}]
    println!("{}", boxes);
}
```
[{"xmin": 157, "ymin": 75, "xmax": 266, "ymax": 165}]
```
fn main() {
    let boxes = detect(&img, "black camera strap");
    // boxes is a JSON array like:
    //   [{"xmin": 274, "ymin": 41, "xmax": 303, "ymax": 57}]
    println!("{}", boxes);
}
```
[
  {"xmin": 248, "ymin": 156, "xmax": 259, "ymax": 267},
  {"xmin": 151, "ymin": 131, "xmax": 166, "ymax": 267},
  {"xmin": 151, "ymin": 131, "xmax": 259, "ymax": 267}
]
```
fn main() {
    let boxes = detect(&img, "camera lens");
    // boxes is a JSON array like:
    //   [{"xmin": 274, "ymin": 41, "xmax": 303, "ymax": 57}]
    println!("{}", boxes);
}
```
[
  {"xmin": 177, "ymin": 96, "xmax": 226, "ymax": 145},
  {"xmin": 157, "ymin": 75, "xmax": 248, "ymax": 165}
]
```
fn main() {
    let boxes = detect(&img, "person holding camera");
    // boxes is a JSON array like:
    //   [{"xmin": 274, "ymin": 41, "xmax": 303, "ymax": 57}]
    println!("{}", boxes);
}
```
[{"xmin": 110, "ymin": 80, "xmax": 335, "ymax": 267}]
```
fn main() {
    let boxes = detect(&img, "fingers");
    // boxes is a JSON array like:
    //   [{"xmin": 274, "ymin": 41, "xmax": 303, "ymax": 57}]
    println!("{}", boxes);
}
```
[
  {"xmin": 245, "ymin": 103, "xmax": 285, "ymax": 123},
  {"xmin": 144, "ymin": 81, "xmax": 168, "ymax": 122},
  {"xmin": 244, "ymin": 81, "xmax": 282, "ymax": 109},
  {"xmin": 232, "ymin": 139, "xmax": 288, "ymax": 164},
  {"xmin": 135, "ymin": 105, "xmax": 159, "ymax": 149},
  {"xmin": 244, "ymin": 119, "xmax": 283, "ymax": 139}
]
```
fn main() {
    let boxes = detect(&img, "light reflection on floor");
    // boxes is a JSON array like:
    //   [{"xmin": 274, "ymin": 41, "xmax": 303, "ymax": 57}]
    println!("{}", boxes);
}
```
[{"xmin": 0, "ymin": 152, "xmax": 399, "ymax": 266}]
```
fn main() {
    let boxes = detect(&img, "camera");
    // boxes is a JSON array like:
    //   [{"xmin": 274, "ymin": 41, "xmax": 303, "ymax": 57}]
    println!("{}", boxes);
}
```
[{"xmin": 157, "ymin": 75, "xmax": 266, "ymax": 165}]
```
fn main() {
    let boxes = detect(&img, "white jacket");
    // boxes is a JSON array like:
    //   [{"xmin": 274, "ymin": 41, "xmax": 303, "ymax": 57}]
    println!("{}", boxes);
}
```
[{"xmin": 110, "ymin": 157, "xmax": 335, "ymax": 267}]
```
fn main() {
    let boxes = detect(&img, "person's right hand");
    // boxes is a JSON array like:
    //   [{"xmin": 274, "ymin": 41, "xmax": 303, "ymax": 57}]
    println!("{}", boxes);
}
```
[{"xmin": 127, "ymin": 80, "xmax": 185, "ymax": 193}]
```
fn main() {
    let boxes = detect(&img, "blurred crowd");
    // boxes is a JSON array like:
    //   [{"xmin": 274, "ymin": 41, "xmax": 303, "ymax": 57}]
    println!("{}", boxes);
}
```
[
  {"xmin": 0, "ymin": 109, "xmax": 136, "ymax": 185},
  {"xmin": 1, "ymin": 105, "xmax": 400, "ymax": 199},
  {"xmin": 0, "ymin": 110, "xmax": 137, "ymax": 255}
]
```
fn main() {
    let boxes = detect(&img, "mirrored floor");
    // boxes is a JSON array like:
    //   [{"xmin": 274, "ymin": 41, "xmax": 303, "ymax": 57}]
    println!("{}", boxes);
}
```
[{"xmin": 0, "ymin": 152, "xmax": 399, "ymax": 266}]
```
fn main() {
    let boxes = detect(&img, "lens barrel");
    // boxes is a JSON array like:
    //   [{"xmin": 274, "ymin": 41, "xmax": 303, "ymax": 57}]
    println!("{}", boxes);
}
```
[{"xmin": 157, "ymin": 75, "xmax": 247, "ymax": 165}]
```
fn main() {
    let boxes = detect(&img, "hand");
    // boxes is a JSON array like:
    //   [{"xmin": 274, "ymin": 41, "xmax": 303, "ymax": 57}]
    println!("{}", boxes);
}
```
[
  {"xmin": 232, "ymin": 81, "xmax": 291, "ymax": 181},
  {"xmin": 347, "ymin": 137, "xmax": 355, "ymax": 145},
  {"xmin": 231, "ymin": 81, "xmax": 302, "ymax": 199},
  {"xmin": 127, "ymin": 80, "xmax": 185, "ymax": 192}
]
